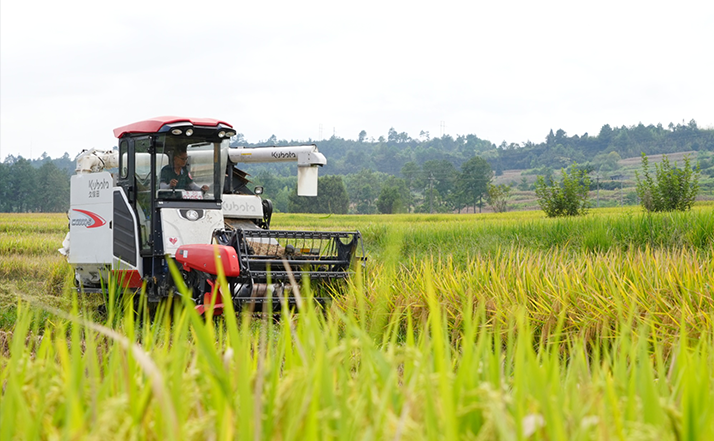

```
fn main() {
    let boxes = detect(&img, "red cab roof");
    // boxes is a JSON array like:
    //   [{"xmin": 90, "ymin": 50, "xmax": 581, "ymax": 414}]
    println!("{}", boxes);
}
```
[{"xmin": 113, "ymin": 116, "xmax": 233, "ymax": 138}]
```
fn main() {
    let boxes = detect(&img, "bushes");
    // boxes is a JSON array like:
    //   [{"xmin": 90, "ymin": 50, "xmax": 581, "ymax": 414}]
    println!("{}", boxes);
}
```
[
  {"xmin": 635, "ymin": 153, "xmax": 700, "ymax": 212},
  {"xmin": 534, "ymin": 164, "xmax": 591, "ymax": 217},
  {"xmin": 486, "ymin": 183, "xmax": 511, "ymax": 213}
]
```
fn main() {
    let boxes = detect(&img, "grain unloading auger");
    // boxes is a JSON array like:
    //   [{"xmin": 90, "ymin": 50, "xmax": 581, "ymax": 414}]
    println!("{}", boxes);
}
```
[{"xmin": 60, "ymin": 116, "xmax": 362, "ymax": 312}]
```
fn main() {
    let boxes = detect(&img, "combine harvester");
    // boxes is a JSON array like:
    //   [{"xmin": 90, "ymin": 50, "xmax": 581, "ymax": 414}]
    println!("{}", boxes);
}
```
[{"xmin": 60, "ymin": 116, "xmax": 362, "ymax": 312}]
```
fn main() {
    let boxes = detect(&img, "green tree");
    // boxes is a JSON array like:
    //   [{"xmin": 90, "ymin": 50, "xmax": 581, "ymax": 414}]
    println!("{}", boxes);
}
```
[
  {"xmin": 591, "ymin": 151, "xmax": 622, "ymax": 172},
  {"xmin": 420, "ymin": 160, "xmax": 458, "ymax": 197},
  {"xmin": 635, "ymin": 153, "xmax": 700, "ymax": 212},
  {"xmin": 400, "ymin": 161, "xmax": 419, "ymax": 191},
  {"xmin": 534, "ymin": 163, "xmax": 591, "ymax": 217},
  {"xmin": 377, "ymin": 186, "xmax": 400, "ymax": 214},
  {"xmin": 255, "ymin": 170, "xmax": 281, "ymax": 196},
  {"xmin": 8, "ymin": 158, "xmax": 37, "ymax": 212},
  {"xmin": 387, "ymin": 127, "xmax": 398, "ymax": 143},
  {"xmin": 456, "ymin": 156, "xmax": 493, "ymax": 213},
  {"xmin": 344, "ymin": 169, "xmax": 385, "ymax": 214},
  {"xmin": 486, "ymin": 183, "xmax": 511, "ymax": 213},
  {"xmin": 273, "ymin": 187, "xmax": 291, "ymax": 213},
  {"xmin": 377, "ymin": 177, "xmax": 410, "ymax": 214},
  {"xmin": 0, "ymin": 162, "xmax": 9, "ymax": 212},
  {"xmin": 517, "ymin": 177, "xmax": 530, "ymax": 191},
  {"xmin": 288, "ymin": 175, "xmax": 349, "ymax": 214},
  {"xmin": 36, "ymin": 161, "xmax": 70, "ymax": 212},
  {"xmin": 598, "ymin": 124, "xmax": 613, "ymax": 149},
  {"xmin": 414, "ymin": 188, "xmax": 451, "ymax": 213}
]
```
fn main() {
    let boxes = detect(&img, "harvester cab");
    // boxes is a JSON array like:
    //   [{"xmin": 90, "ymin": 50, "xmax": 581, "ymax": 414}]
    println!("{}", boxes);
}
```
[{"xmin": 62, "ymin": 116, "xmax": 361, "ymax": 311}]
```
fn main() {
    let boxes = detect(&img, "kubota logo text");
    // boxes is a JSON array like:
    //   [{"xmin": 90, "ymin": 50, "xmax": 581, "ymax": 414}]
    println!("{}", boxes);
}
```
[
  {"xmin": 271, "ymin": 151, "xmax": 296, "ymax": 160},
  {"xmin": 223, "ymin": 200, "xmax": 257, "ymax": 213},
  {"xmin": 89, "ymin": 178, "xmax": 110, "ymax": 190},
  {"xmin": 71, "ymin": 209, "xmax": 107, "ymax": 228}
]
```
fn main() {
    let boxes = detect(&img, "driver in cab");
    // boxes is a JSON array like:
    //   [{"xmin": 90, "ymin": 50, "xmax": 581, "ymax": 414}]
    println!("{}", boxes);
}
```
[{"xmin": 160, "ymin": 150, "xmax": 209, "ymax": 192}]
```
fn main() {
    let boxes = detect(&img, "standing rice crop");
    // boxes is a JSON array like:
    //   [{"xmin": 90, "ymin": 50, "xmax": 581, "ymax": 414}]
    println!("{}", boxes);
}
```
[{"xmin": 1, "ymin": 207, "xmax": 713, "ymax": 439}]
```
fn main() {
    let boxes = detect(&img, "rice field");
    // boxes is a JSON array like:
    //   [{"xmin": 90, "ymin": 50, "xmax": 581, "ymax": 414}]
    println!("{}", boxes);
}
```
[{"xmin": 1, "ymin": 205, "xmax": 713, "ymax": 439}]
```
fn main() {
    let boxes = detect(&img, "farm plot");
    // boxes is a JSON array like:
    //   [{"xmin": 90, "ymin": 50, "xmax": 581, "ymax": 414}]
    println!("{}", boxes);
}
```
[{"xmin": 1, "ymin": 207, "xmax": 713, "ymax": 439}]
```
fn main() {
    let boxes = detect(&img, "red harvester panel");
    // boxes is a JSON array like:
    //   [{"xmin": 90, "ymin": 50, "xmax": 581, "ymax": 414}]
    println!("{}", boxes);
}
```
[
  {"xmin": 112, "ymin": 270, "xmax": 143, "ymax": 288},
  {"xmin": 175, "ymin": 244, "xmax": 240, "ymax": 277}
]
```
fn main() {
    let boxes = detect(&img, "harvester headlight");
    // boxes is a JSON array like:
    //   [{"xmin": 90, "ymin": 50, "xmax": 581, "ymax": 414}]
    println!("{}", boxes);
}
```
[
  {"xmin": 218, "ymin": 131, "xmax": 226, "ymax": 138},
  {"xmin": 186, "ymin": 210, "xmax": 199, "ymax": 221},
  {"xmin": 171, "ymin": 128, "xmax": 183, "ymax": 135},
  {"xmin": 226, "ymin": 131, "xmax": 236, "ymax": 137},
  {"xmin": 185, "ymin": 128, "xmax": 193, "ymax": 136}
]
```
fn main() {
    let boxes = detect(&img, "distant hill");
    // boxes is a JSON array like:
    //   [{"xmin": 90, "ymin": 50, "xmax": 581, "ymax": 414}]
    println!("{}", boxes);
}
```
[
  {"xmin": 233, "ymin": 120, "xmax": 714, "ymax": 213},
  {"xmin": 233, "ymin": 119, "xmax": 713, "ymax": 177},
  {"xmin": 2, "ymin": 120, "xmax": 712, "ymax": 213}
]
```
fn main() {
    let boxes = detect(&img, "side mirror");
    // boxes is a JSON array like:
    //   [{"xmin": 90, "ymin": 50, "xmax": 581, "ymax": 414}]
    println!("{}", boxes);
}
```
[{"xmin": 254, "ymin": 186, "xmax": 264, "ymax": 195}]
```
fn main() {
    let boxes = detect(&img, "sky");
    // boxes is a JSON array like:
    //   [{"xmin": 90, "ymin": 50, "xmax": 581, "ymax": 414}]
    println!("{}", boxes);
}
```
[{"xmin": 1, "ymin": 0, "xmax": 713, "ymax": 161}]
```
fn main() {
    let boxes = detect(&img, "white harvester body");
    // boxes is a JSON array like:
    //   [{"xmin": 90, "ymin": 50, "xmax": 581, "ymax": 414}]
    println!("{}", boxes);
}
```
[{"xmin": 61, "ymin": 116, "xmax": 360, "ymax": 310}]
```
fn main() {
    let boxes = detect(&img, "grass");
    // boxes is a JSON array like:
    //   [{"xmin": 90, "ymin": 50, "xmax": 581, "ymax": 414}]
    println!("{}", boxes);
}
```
[{"xmin": 1, "ymin": 205, "xmax": 713, "ymax": 439}]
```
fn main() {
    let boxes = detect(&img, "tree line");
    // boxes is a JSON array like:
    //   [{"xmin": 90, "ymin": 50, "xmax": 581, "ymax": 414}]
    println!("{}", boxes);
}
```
[
  {"xmin": 269, "ymin": 156, "xmax": 503, "ymax": 215},
  {"xmin": 240, "ymin": 120, "xmax": 714, "ymax": 214},
  {"xmin": 2, "ymin": 120, "xmax": 712, "ymax": 213},
  {"xmin": 236, "ymin": 119, "xmax": 714, "ymax": 177},
  {"xmin": 0, "ymin": 155, "xmax": 74, "ymax": 213}
]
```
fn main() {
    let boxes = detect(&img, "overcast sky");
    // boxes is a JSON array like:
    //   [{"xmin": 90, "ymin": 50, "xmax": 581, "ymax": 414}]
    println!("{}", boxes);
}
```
[{"xmin": 1, "ymin": 0, "xmax": 713, "ymax": 161}]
